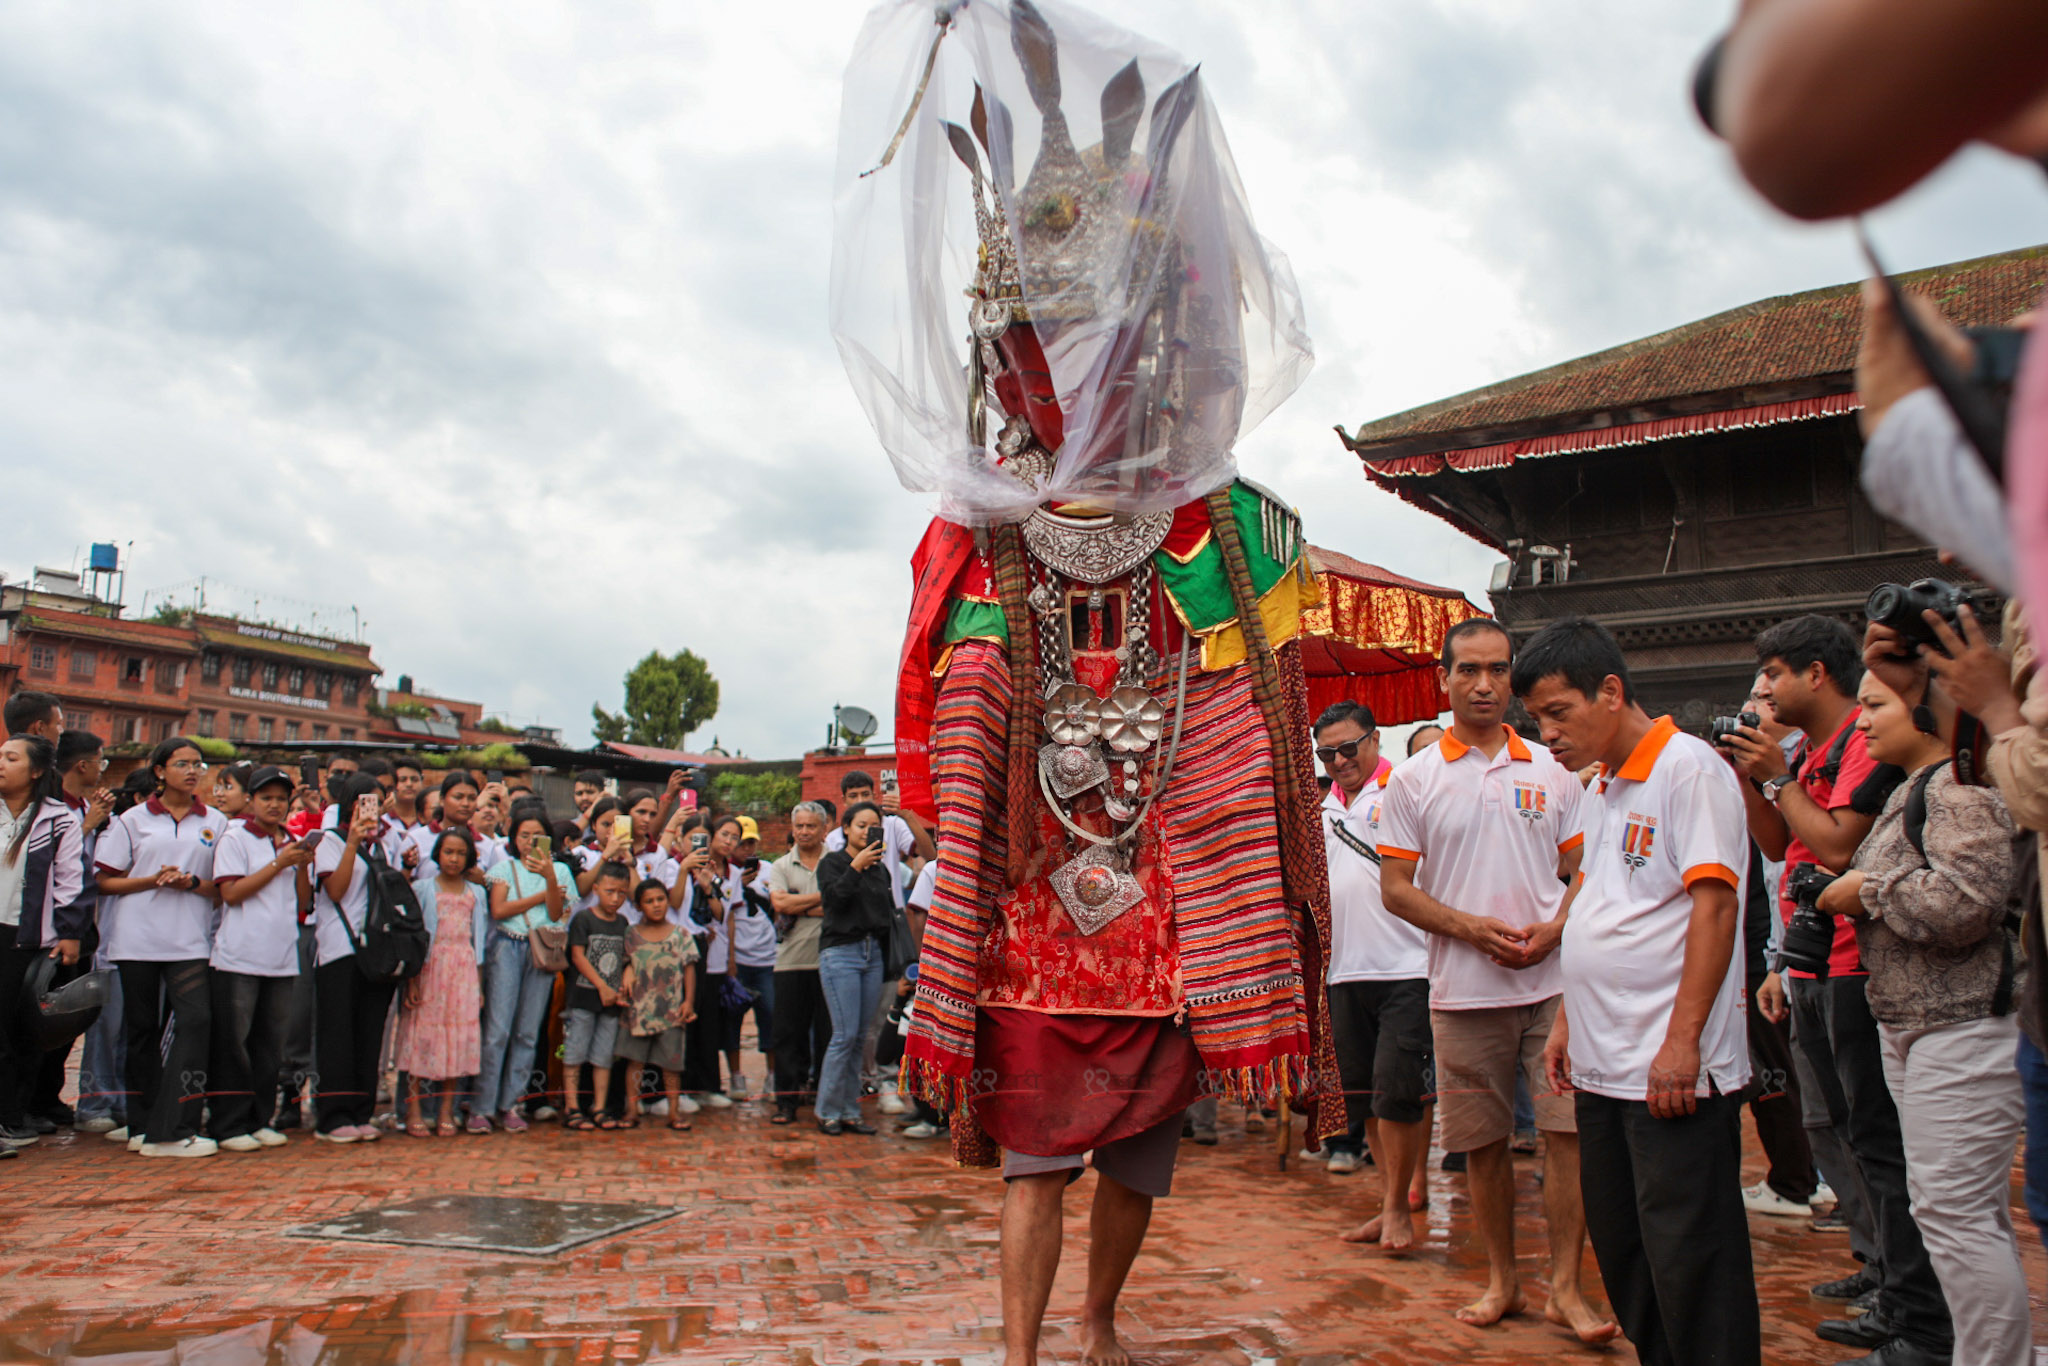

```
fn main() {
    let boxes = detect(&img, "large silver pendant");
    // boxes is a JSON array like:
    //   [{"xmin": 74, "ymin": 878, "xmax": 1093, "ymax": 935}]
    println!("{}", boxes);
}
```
[
  {"xmin": 1021, "ymin": 507, "xmax": 1173, "ymax": 584},
  {"xmin": 1097, "ymin": 686, "xmax": 1165, "ymax": 754},
  {"xmin": 1042, "ymin": 681, "xmax": 1102, "ymax": 746},
  {"xmin": 1048, "ymin": 845, "xmax": 1145, "ymax": 936}
]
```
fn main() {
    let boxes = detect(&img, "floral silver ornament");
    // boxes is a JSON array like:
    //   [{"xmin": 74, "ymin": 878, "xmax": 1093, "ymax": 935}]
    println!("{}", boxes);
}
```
[
  {"xmin": 1097, "ymin": 686, "xmax": 1165, "ymax": 754},
  {"xmin": 1043, "ymin": 682, "xmax": 1102, "ymax": 746}
]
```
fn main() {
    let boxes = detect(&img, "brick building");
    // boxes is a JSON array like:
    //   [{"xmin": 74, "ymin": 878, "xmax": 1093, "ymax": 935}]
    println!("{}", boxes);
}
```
[
  {"xmin": 187, "ymin": 613, "xmax": 381, "ymax": 748},
  {"xmin": 1336, "ymin": 245, "xmax": 2045, "ymax": 726},
  {"xmin": 0, "ymin": 591, "xmax": 198, "ymax": 745}
]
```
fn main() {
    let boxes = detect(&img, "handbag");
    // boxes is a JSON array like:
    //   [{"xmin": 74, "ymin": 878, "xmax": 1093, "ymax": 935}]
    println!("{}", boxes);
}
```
[
  {"xmin": 506, "ymin": 862, "xmax": 570, "ymax": 972},
  {"xmin": 20, "ymin": 955, "xmax": 112, "ymax": 1054},
  {"xmin": 882, "ymin": 902, "xmax": 917, "ymax": 981}
]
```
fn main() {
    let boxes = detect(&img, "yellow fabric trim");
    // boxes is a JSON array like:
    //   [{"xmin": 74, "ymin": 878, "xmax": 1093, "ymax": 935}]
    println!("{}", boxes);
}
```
[
  {"xmin": 1162, "ymin": 527, "xmax": 1213, "ymax": 565},
  {"xmin": 1196, "ymin": 571, "xmax": 1306, "ymax": 671}
]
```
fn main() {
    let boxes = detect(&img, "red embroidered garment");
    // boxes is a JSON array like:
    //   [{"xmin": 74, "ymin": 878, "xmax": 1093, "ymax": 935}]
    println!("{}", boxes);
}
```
[{"xmin": 974, "ymin": 1008, "xmax": 1201, "ymax": 1156}]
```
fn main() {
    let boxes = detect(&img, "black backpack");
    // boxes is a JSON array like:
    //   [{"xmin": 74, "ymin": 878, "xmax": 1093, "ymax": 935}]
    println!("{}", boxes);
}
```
[{"xmin": 335, "ymin": 840, "xmax": 431, "ymax": 984}]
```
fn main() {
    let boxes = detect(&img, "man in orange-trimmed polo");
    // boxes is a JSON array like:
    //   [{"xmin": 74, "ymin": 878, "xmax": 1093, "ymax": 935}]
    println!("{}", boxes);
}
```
[
  {"xmin": 1518, "ymin": 616, "xmax": 1760, "ymax": 1366},
  {"xmin": 1377, "ymin": 618, "xmax": 1616, "ymax": 1342}
]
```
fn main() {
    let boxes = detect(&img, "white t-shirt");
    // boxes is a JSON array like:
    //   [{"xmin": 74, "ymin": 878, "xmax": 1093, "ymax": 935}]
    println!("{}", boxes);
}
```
[
  {"xmin": 727, "ymin": 866, "xmax": 778, "ymax": 968},
  {"xmin": 1376, "ymin": 730, "xmax": 1585, "ymax": 1010},
  {"xmin": 908, "ymin": 859, "xmax": 937, "ymax": 913},
  {"xmin": 311, "ymin": 820, "xmax": 412, "ymax": 967},
  {"xmin": 825, "ymin": 814, "xmax": 918, "ymax": 907},
  {"xmin": 1565, "ymin": 718, "xmax": 1752, "ymax": 1101},
  {"xmin": 97, "ymin": 799, "xmax": 221, "ymax": 962},
  {"xmin": 1324, "ymin": 767, "xmax": 1428, "ymax": 984},
  {"xmin": 210, "ymin": 819, "xmax": 305, "ymax": 977},
  {"xmin": 684, "ymin": 865, "xmax": 748, "ymax": 973}
]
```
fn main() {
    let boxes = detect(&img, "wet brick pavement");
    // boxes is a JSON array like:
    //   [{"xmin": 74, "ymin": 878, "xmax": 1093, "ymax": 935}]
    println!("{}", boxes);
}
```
[{"xmin": 0, "ymin": 1089, "xmax": 2042, "ymax": 1364}]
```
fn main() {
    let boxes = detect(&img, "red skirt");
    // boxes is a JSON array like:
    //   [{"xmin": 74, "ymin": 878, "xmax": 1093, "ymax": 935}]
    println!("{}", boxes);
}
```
[{"xmin": 972, "ymin": 1006, "xmax": 1201, "ymax": 1157}]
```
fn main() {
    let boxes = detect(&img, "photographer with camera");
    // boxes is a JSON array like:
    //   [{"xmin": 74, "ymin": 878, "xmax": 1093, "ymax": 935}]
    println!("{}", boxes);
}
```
[
  {"xmin": 1811, "ymin": 671, "xmax": 2031, "ymax": 1366},
  {"xmin": 1721, "ymin": 616, "xmax": 1950, "ymax": 1361}
]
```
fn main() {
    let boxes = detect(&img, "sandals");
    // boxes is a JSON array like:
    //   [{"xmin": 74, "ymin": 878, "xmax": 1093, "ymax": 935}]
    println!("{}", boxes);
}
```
[
  {"xmin": 435, "ymin": 1119, "xmax": 458, "ymax": 1139},
  {"xmin": 769, "ymin": 1109, "xmax": 795, "ymax": 1126},
  {"xmin": 565, "ymin": 1111, "xmax": 596, "ymax": 1131},
  {"xmin": 668, "ymin": 1117, "xmax": 692, "ymax": 1131},
  {"xmin": 818, "ymin": 1119, "xmax": 844, "ymax": 1136},
  {"xmin": 403, "ymin": 1119, "xmax": 432, "ymax": 1139},
  {"xmin": 616, "ymin": 1113, "xmax": 640, "ymax": 1130},
  {"xmin": 594, "ymin": 1113, "xmax": 623, "ymax": 1132}
]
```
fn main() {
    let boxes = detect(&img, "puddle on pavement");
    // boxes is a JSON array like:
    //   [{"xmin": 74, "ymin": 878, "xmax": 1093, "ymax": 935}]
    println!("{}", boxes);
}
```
[
  {"xmin": 0, "ymin": 1292, "xmax": 717, "ymax": 1364},
  {"xmin": 890, "ymin": 1194, "xmax": 978, "ymax": 1249}
]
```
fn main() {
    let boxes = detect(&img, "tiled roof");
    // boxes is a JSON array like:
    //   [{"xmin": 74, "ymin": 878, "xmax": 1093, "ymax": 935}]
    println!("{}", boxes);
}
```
[
  {"xmin": 1343, "ymin": 245, "xmax": 2048, "ymax": 453},
  {"xmin": 17, "ymin": 610, "xmax": 198, "ymax": 653},
  {"xmin": 1305, "ymin": 545, "xmax": 1472, "ymax": 599}
]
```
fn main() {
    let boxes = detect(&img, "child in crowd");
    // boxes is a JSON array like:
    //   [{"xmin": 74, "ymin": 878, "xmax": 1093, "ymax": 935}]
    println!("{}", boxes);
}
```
[
  {"xmin": 617, "ymin": 878, "xmax": 699, "ymax": 1131},
  {"xmin": 207, "ymin": 766, "xmax": 313, "ymax": 1152},
  {"xmin": 564, "ymin": 864, "xmax": 632, "ymax": 1130},
  {"xmin": 399, "ymin": 828, "xmax": 485, "ymax": 1137}
]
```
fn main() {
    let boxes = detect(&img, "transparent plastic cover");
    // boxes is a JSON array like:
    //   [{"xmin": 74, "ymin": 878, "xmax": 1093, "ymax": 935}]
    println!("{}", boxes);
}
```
[{"xmin": 831, "ymin": 0, "xmax": 1313, "ymax": 524}]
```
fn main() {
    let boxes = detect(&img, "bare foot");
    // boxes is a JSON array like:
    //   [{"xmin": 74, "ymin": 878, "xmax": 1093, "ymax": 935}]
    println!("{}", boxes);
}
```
[
  {"xmin": 1409, "ymin": 1184, "xmax": 1430, "ymax": 1212},
  {"xmin": 1377, "ymin": 1206, "xmax": 1416, "ymax": 1251},
  {"xmin": 1454, "ymin": 1286, "xmax": 1527, "ymax": 1327},
  {"xmin": 1545, "ymin": 1297, "xmax": 1621, "ymax": 1346},
  {"xmin": 1340, "ymin": 1215, "xmax": 1382, "ymax": 1243},
  {"xmin": 1079, "ymin": 1315, "xmax": 1130, "ymax": 1366}
]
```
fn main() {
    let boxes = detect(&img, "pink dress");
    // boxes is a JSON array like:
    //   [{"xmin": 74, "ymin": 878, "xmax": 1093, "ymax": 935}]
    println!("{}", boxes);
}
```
[{"xmin": 395, "ymin": 884, "xmax": 482, "ymax": 1081}]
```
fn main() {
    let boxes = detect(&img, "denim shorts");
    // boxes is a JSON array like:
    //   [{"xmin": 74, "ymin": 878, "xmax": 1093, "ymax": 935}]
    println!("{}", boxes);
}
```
[{"xmin": 563, "ymin": 1008, "xmax": 622, "ymax": 1067}]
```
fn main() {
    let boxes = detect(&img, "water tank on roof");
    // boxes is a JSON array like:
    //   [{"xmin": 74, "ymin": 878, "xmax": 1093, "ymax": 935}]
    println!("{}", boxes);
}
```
[
  {"xmin": 398, "ymin": 674, "xmax": 415, "ymax": 694},
  {"xmin": 88, "ymin": 544, "xmax": 118, "ymax": 572}
]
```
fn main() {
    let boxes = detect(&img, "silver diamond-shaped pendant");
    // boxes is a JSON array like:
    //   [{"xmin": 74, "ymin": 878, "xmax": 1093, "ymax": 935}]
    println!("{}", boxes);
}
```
[
  {"xmin": 1048, "ymin": 845, "xmax": 1145, "ymax": 936},
  {"xmin": 1040, "ymin": 743, "xmax": 1109, "ymax": 800}
]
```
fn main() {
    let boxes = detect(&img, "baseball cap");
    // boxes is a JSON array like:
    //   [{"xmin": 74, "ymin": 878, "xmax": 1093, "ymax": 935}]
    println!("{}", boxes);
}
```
[
  {"xmin": 737, "ymin": 816, "xmax": 760, "ymax": 842},
  {"xmin": 245, "ymin": 765, "xmax": 295, "ymax": 795}
]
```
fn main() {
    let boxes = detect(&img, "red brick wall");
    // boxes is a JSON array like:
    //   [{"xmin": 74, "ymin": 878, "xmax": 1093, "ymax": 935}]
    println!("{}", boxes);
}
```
[{"xmin": 799, "ymin": 749, "xmax": 899, "ymax": 808}]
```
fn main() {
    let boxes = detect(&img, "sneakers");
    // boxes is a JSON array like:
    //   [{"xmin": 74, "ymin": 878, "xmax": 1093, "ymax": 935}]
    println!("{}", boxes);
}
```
[
  {"xmin": 1812, "ymin": 1270, "xmax": 1880, "ymax": 1303},
  {"xmin": 1811, "ymin": 1210, "xmax": 1850, "ymax": 1233},
  {"xmin": 675, "ymin": 1094, "xmax": 699, "ymax": 1114},
  {"xmin": 1811, "ymin": 1181, "xmax": 1838, "ymax": 1208},
  {"xmin": 315, "ymin": 1128, "xmax": 360, "ymax": 1144},
  {"xmin": 354, "ymin": 1123, "xmax": 381, "ymax": 1142},
  {"xmin": 103, "ymin": 1125, "xmax": 131, "ymax": 1143},
  {"xmin": 0, "ymin": 1124, "xmax": 41, "ymax": 1149},
  {"xmin": 727, "ymin": 1079, "xmax": 750, "ymax": 1103},
  {"xmin": 501, "ymin": 1111, "xmax": 529, "ymax": 1133},
  {"xmin": 127, "ymin": 1133, "xmax": 147, "ymax": 1153},
  {"xmin": 1325, "ymin": 1150, "xmax": 1363, "ymax": 1175},
  {"xmin": 1742, "ymin": 1181, "xmax": 1815, "ymax": 1218},
  {"xmin": 141, "ymin": 1136, "xmax": 218, "ymax": 1158},
  {"xmin": 532, "ymin": 1104, "xmax": 559, "ymax": 1121},
  {"xmin": 702, "ymin": 1092, "xmax": 733, "ymax": 1110},
  {"xmin": 646, "ymin": 1097, "xmax": 671, "ymax": 1117},
  {"xmin": 877, "ymin": 1082, "xmax": 907, "ymax": 1116},
  {"xmin": 252, "ymin": 1128, "xmax": 289, "ymax": 1148},
  {"xmin": 75, "ymin": 1116, "xmax": 119, "ymax": 1134},
  {"xmin": 901, "ymin": 1120, "xmax": 941, "ymax": 1139},
  {"xmin": 218, "ymin": 1134, "xmax": 264, "ymax": 1153}
]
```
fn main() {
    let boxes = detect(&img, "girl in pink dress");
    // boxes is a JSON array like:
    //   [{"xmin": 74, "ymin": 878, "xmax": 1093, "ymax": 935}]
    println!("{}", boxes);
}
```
[{"xmin": 399, "ymin": 828, "xmax": 484, "ymax": 1137}]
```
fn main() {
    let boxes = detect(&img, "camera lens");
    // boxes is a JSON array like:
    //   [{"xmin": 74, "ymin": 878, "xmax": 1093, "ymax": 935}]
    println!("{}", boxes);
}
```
[{"xmin": 1866, "ymin": 583, "xmax": 1904, "ymax": 624}]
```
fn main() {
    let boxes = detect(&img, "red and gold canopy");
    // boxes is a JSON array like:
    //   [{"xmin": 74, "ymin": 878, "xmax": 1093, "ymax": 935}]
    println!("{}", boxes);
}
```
[{"xmin": 1298, "ymin": 545, "xmax": 1482, "ymax": 726}]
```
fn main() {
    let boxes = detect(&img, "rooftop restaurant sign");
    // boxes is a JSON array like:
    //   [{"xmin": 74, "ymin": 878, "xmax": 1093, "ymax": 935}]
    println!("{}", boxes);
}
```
[{"xmin": 231, "ymin": 623, "xmax": 346, "ymax": 652}]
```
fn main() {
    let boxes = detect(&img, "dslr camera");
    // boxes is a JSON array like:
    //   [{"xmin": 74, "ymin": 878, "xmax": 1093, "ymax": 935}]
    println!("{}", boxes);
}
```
[
  {"xmin": 1865, "ymin": 578, "xmax": 1974, "ymax": 651},
  {"xmin": 1708, "ymin": 710, "xmax": 1762, "ymax": 746},
  {"xmin": 1775, "ymin": 863, "xmax": 1841, "ymax": 978}
]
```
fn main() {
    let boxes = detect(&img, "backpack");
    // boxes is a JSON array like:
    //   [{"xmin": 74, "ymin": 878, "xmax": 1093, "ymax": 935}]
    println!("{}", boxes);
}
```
[
  {"xmin": 1901, "ymin": 761, "xmax": 2032, "ymax": 1016},
  {"xmin": 334, "ymin": 839, "xmax": 431, "ymax": 984}
]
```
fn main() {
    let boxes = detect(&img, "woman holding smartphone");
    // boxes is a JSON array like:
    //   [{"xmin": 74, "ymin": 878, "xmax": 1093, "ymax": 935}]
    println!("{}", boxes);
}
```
[
  {"xmin": 310, "ymin": 773, "xmax": 411, "ymax": 1142},
  {"xmin": 813, "ymin": 803, "xmax": 894, "ymax": 1135},
  {"xmin": 474, "ymin": 811, "xmax": 571, "ymax": 1133},
  {"xmin": 97, "ymin": 737, "xmax": 220, "ymax": 1158}
]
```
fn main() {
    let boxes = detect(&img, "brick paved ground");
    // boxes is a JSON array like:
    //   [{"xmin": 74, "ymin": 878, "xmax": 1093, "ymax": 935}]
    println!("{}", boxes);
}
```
[{"xmin": 0, "ymin": 1084, "xmax": 2042, "ymax": 1364}]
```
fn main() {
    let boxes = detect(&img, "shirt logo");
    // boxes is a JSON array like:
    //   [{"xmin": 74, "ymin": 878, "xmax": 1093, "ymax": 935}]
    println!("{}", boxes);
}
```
[
  {"xmin": 1511, "ymin": 782, "xmax": 1547, "ymax": 822},
  {"xmin": 200, "ymin": 827, "xmax": 217, "ymax": 848},
  {"xmin": 1620, "ymin": 812, "xmax": 1656, "ymax": 870}
]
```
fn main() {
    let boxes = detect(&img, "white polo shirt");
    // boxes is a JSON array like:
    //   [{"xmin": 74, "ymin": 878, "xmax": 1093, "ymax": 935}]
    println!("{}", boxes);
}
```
[
  {"xmin": 211, "ymin": 818, "xmax": 304, "ymax": 977},
  {"xmin": 825, "ymin": 814, "xmax": 919, "ymax": 907},
  {"xmin": 1376, "ymin": 729, "xmax": 1585, "ymax": 1010},
  {"xmin": 1324, "ymin": 762, "xmax": 1428, "ymax": 984},
  {"xmin": 1564, "ymin": 717, "xmax": 1752, "ymax": 1101},
  {"xmin": 97, "ymin": 798, "xmax": 221, "ymax": 962},
  {"xmin": 312, "ymin": 820, "xmax": 412, "ymax": 967}
]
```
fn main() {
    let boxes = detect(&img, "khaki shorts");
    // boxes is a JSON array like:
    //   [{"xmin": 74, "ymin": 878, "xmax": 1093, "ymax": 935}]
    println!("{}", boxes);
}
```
[{"xmin": 1431, "ymin": 996, "xmax": 1574, "ymax": 1152}]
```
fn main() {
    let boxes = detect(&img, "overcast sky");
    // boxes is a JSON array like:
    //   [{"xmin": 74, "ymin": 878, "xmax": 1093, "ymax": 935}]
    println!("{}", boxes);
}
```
[{"xmin": 2, "ymin": 1, "xmax": 2043, "ymax": 759}]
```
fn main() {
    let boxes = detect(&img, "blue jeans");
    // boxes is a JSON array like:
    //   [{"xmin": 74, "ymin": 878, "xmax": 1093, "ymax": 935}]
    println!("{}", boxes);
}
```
[
  {"xmin": 76, "ymin": 963, "xmax": 126, "ymax": 1123},
  {"xmin": 475, "ymin": 932, "xmax": 556, "ymax": 1117},
  {"xmin": 2019, "ymin": 1033, "xmax": 2048, "ymax": 1250},
  {"xmin": 817, "ymin": 939, "xmax": 883, "ymax": 1123}
]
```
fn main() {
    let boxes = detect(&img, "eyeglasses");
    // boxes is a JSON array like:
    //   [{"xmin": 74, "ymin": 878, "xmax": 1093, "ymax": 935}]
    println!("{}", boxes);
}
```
[
  {"xmin": 165, "ymin": 760, "xmax": 208, "ymax": 772},
  {"xmin": 1314, "ymin": 739, "xmax": 1368, "ymax": 764}
]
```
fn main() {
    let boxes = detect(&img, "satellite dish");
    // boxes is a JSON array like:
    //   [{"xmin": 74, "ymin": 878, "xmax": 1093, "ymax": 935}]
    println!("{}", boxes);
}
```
[{"xmin": 835, "ymin": 705, "xmax": 879, "ymax": 746}]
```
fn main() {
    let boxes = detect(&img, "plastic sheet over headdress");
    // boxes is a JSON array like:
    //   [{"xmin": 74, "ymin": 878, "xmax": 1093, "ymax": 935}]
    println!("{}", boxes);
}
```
[{"xmin": 830, "ymin": 0, "xmax": 1314, "ymax": 525}]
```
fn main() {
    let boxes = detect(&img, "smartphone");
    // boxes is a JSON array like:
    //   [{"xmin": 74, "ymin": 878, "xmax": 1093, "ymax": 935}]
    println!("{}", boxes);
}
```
[
  {"xmin": 296, "ymin": 830, "xmax": 324, "ymax": 852},
  {"xmin": 486, "ymin": 768, "xmax": 505, "ymax": 786},
  {"xmin": 354, "ymin": 793, "xmax": 379, "ymax": 825},
  {"xmin": 613, "ymin": 814, "xmax": 633, "ymax": 845},
  {"xmin": 689, "ymin": 831, "xmax": 709, "ymax": 853},
  {"xmin": 298, "ymin": 755, "xmax": 320, "ymax": 791},
  {"xmin": 533, "ymin": 835, "xmax": 552, "ymax": 859}
]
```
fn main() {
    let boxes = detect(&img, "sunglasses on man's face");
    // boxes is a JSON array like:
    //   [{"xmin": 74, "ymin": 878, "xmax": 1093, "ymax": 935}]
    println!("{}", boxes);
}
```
[{"xmin": 1315, "ymin": 738, "xmax": 1368, "ymax": 764}]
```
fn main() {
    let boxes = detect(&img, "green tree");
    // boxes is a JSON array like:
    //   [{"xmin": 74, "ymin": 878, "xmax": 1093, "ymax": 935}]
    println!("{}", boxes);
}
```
[{"xmin": 592, "ymin": 649, "xmax": 719, "ymax": 750}]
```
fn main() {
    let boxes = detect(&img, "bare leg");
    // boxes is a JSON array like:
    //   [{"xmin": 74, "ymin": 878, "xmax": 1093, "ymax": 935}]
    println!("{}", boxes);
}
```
[
  {"xmin": 1001, "ymin": 1172, "xmax": 1067, "ymax": 1366},
  {"xmin": 1537, "ymin": 1131, "xmax": 1619, "ymax": 1344},
  {"xmin": 404, "ymin": 1076, "xmax": 425, "ymax": 1130},
  {"xmin": 1457, "ymin": 1139, "xmax": 1527, "ymax": 1326},
  {"xmin": 622, "ymin": 1063, "xmax": 643, "ymax": 1120},
  {"xmin": 1341, "ymin": 1116, "xmax": 1426, "ymax": 1247},
  {"xmin": 1411, "ymin": 1101, "xmax": 1434, "ymax": 1209},
  {"xmin": 662, "ymin": 1068, "xmax": 686, "ymax": 1124},
  {"xmin": 1080, "ymin": 1173, "xmax": 1153, "ymax": 1366},
  {"xmin": 591, "ymin": 1065, "xmax": 612, "ymax": 1119},
  {"xmin": 724, "ymin": 1049, "xmax": 742, "ymax": 1091}
]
